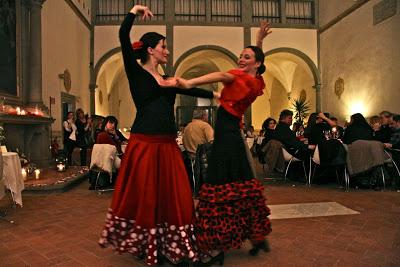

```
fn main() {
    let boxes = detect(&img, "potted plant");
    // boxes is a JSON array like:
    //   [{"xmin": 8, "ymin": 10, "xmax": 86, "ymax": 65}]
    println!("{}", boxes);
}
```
[{"xmin": 291, "ymin": 98, "xmax": 310, "ymax": 125}]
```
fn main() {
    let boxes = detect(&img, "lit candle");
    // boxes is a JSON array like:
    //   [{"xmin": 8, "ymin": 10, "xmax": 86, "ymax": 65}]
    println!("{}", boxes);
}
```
[
  {"xmin": 34, "ymin": 169, "xmax": 40, "ymax": 179},
  {"xmin": 20, "ymin": 110, "xmax": 26, "ymax": 115},
  {"xmin": 332, "ymin": 127, "xmax": 337, "ymax": 132},
  {"xmin": 57, "ymin": 163, "xmax": 65, "ymax": 172},
  {"xmin": 22, "ymin": 168, "xmax": 27, "ymax": 180},
  {"xmin": 16, "ymin": 107, "xmax": 21, "ymax": 115}
]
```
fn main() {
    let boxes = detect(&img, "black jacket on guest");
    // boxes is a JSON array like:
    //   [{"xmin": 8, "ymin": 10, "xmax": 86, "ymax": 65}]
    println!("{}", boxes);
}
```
[
  {"xmin": 272, "ymin": 122, "xmax": 309, "ymax": 160},
  {"xmin": 343, "ymin": 123, "xmax": 374, "ymax": 144},
  {"xmin": 373, "ymin": 125, "xmax": 392, "ymax": 143}
]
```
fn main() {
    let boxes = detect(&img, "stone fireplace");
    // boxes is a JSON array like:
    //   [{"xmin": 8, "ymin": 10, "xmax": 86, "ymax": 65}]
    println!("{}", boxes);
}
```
[{"xmin": 0, "ymin": 114, "xmax": 54, "ymax": 167}]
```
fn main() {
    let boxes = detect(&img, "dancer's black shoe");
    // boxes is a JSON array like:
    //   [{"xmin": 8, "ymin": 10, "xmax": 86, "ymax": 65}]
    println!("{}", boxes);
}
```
[
  {"xmin": 249, "ymin": 240, "xmax": 270, "ymax": 256},
  {"xmin": 157, "ymin": 255, "xmax": 189, "ymax": 267},
  {"xmin": 194, "ymin": 252, "xmax": 224, "ymax": 266}
]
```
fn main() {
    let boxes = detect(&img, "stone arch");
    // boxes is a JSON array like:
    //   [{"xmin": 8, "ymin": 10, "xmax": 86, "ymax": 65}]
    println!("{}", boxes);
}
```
[
  {"xmin": 265, "ymin": 47, "xmax": 321, "ymax": 111},
  {"xmin": 173, "ymin": 45, "xmax": 238, "ymax": 75}
]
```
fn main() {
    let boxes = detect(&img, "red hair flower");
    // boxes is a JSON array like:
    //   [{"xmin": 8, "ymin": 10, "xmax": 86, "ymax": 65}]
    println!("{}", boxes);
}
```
[{"xmin": 132, "ymin": 41, "xmax": 143, "ymax": 50}]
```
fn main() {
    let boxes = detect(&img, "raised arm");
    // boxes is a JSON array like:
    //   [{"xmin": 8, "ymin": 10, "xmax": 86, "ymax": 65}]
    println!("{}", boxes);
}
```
[
  {"xmin": 256, "ymin": 20, "xmax": 272, "ymax": 49},
  {"xmin": 119, "ymin": 5, "xmax": 153, "ymax": 72}
]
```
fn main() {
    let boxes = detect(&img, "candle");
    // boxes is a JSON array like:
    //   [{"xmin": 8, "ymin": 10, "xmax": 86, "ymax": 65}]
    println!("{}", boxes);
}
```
[
  {"xmin": 57, "ymin": 163, "xmax": 65, "ymax": 172},
  {"xmin": 16, "ymin": 107, "xmax": 21, "ymax": 115},
  {"xmin": 20, "ymin": 110, "xmax": 26, "ymax": 115},
  {"xmin": 22, "ymin": 168, "xmax": 27, "ymax": 180},
  {"xmin": 34, "ymin": 169, "xmax": 40, "ymax": 179}
]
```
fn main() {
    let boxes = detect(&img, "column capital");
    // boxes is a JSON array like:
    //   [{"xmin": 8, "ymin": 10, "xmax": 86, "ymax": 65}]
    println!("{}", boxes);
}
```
[
  {"xmin": 89, "ymin": 83, "xmax": 97, "ymax": 91},
  {"xmin": 30, "ymin": 0, "xmax": 46, "ymax": 8}
]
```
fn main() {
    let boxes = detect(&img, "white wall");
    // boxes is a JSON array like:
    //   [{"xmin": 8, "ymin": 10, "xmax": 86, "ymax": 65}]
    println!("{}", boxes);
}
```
[
  {"xmin": 94, "ymin": 25, "xmax": 166, "ymax": 65},
  {"xmin": 251, "ymin": 27, "xmax": 318, "ymax": 67},
  {"xmin": 42, "ymin": 0, "xmax": 90, "ymax": 132},
  {"xmin": 174, "ymin": 26, "xmax": 243, "ymax": 63},
  {"xmin": 320, "ymin": 0, "xmax": 400, "ymax": 121}
]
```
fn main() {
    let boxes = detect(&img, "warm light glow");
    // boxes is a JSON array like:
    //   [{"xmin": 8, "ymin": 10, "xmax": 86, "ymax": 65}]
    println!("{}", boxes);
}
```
[
  {"xmin": 16, "ymin": 107, "xmax": 21, "ymax": 115},
  {"xmin": 35, "ymin": 169, "xmax": 40, "ymax": 179},
  {"xmin": 57, "ymin": 163, "xmax": 66, "ymax": 172},
  {"xmin": 22, "ymin": 168, "xmax": 27, "ymax": 180},
  {"xmin": 349, "ymin": 102, "xmax": 364, "ymax": 115}
]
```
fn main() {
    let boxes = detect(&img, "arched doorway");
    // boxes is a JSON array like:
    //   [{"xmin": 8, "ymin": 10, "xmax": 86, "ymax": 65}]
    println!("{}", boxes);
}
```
[
  {"xmin": 173, "ymin": 46, "xmax": 238, "ymax": 126},
  {"xmin": 252, "ymin": 48, "xmax": 320, "ymax": 129},
  {"xmin": 93, "ymin": 48, "xmax": 165, "ymax": 130}
]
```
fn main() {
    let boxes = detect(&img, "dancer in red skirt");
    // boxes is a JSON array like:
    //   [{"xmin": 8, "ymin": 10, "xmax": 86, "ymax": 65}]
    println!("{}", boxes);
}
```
[
  {"xmin": 98, "ymin": 5, "xmax": 218, "ymax": 267},
  {"xmin": 176, "ymin": 21, "xmax": 272, "ymax": 266}
]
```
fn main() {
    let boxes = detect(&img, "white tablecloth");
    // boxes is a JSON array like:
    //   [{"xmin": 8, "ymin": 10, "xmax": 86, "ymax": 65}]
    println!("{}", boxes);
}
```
[
  {"xmin": 0, "ymin": 152, "xmax": 24, "ymax": 206},
  {"xmin": 246, "ymin": 138, "xmax": 255, "ymax": 149}
]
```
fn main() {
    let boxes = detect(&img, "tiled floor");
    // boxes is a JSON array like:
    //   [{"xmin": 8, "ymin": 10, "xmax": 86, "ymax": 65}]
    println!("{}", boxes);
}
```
[{"xmin": 1, "ymin": 176, "xmax": 399, "ymax": 266}]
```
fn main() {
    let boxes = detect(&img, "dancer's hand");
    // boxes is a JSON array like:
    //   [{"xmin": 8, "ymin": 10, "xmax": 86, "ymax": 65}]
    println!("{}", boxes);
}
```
[
  {"xmin": 213, "ymin": 91, "xmax": 221, "ymax": 99},
  {"xmin": 176, "ymin": 77, "xmax": 191, "ymax": 89},
  {"xmin": 256, "ymin": 20, "xmax": 272, "ymax": 48},
  {"xmin": 131, "ymin": 5, "xmax": 154, "ymax": 20},
  {"xmin": 158, "ymin": 77, "xmax": 178, "ymax": 88}
]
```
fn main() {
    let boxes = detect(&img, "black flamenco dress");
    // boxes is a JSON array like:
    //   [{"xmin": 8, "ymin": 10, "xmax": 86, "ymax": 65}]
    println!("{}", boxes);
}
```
[{"xmin": 195, "ymin": 69, "xmax": 272, "ymax": 253}]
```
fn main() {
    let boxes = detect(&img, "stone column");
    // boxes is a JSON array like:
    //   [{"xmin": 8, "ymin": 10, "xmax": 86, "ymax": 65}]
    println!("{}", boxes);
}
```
[
  {"xmin": 28, "ymin": 0, "xmax": 46, "ymax": 106},
  {"xmin": 313, "ymin": 84, "xmax": 322, "ymax": 112}
]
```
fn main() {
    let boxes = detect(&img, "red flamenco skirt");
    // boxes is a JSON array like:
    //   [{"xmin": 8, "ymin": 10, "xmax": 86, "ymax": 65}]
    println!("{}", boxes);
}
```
[
  {"xmin": 99, "ymin": 134, "xmax": 197, "ymax": 266},
  {"xmin": 195, "ymin": 179, "xmax": 272, "ymax": 253}
]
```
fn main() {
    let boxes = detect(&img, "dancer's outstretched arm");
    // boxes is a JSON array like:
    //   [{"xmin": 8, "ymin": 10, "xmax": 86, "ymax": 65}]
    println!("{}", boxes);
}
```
[
  {"xmin": 176, "ymin": 72, "xmax": 235, "ymax": 89},
  {"xmin": 256, "ymin": 20, "xmax": 272, "ymax": 49}
]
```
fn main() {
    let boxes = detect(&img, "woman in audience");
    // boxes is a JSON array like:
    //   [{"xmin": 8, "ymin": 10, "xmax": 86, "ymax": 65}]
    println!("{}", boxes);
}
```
[
  {"xmin": 75, "ymin": 108, "xmax": 92, "ymax": 165},
  {"xmin": 343, "ymin": 113, "xmax": 374, "ymax": 144},
  {"xmin": 370, "ymin": 115, "xmax": 387, "ymax": 142},
  {"xmin": 96, "ymin": 116, "xmax": 124, "ymax": 155},
  {"xmin": 63, "ymin": 111, "xmax": 77, "ymax": 165},
  {"xmin": 176, "ymin": 20, "xmax": 272, "ymax": 266},
  {"xmin": 261, "ymin": 117, "xmax": 276, "ymax": 144},
  {"xmin": 98, "ymin": 5, "xmax": 218, "ymax": 267}
]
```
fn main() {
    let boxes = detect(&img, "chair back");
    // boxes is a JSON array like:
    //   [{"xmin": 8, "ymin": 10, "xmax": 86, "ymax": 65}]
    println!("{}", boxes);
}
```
[{"xmin": 90, "ymin": 144, "xmax": 118, "ymax": 176}]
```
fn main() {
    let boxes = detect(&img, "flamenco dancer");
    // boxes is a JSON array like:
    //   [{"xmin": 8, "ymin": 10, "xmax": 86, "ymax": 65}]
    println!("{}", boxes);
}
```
[
  {"xmin": 98, "ymin": 4, "xmax": 218, "ymax": 267},
  {"xmin": 176, "ymin": 21, "xmax": 273, "ymax": 266}
]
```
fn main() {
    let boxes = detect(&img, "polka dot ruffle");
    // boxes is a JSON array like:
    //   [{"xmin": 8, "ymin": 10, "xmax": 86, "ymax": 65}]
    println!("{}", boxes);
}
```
[{"xmin": 99, "ymin": 209, "xmax": 197, "ymax": 266}]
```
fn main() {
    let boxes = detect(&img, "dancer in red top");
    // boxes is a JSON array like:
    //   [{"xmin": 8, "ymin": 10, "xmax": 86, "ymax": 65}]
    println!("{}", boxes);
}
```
[
  {"xmin": 176, "ymin": 21, "xmax": 272, "ymax": 266},
  {"xmin": 98, "ymin": 5, "xmax": 218, "ymax": 267}
]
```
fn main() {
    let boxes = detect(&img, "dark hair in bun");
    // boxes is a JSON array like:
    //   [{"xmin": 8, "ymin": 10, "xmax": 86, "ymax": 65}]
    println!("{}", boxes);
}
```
[
  {"xmin": 246, "ymin": 45, "xmax": 266, "ymax": 75},
  {"xmin": 132, "ymin": 32, "xmax": 166, "ymax": 64}
]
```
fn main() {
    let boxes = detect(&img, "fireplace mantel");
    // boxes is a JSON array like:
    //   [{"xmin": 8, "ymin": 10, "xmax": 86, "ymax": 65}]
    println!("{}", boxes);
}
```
[
  {"xmin": 0, "ymin": 114, "xmax": 55, "ymax": 125},
  {"xmin": 0, "ymin": 113, "xmax": 55, "ymax": 167}
]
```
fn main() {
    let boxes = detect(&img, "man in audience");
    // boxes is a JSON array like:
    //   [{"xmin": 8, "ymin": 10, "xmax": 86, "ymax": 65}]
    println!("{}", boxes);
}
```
[
  {"xmin": 384, "ymin": 114, "xmax": 400, "ymax": 190},
  {"xmin": 183, "ymin": 108, "xmax": 214, "ymax": 157},
  {"xmin": 272, "ymin": 109, "xmax": 315, "ymax": 161},
  {"xmin": 378, "ymin": 111, "xmax": 393, "ymax": 143}
]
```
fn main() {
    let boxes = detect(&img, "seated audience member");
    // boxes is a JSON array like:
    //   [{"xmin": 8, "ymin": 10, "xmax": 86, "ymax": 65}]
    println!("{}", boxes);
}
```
[
  {"xmin": 343, "ymin": 113, "xmax": 374, "ymax": 144},
  {"xmin": 182, "ymin": 108, "xmax": 214, "ymax": 156},
  {"xmin": 369, "ymin": 115, "xmax": 385, "ymax": 142},
  {"xmin": 330, "ymin": 117, "xmax": 344, "ymax": 139},
  {"xmin": 384, "ymin": 115, "xmax": 400, "ymax": 150},
  {"xmin": 262, "ymin": 117, "xmax": 277, "ymax": 132},
  {"xmin": 272, "ymin": 109, "xmax": 315, "ymax": 161},
  {"xmin": 246, "ymin": 125, "xmax": 256, "ymax": 138},
  {"xmin": 384, "ymin": 115, "xmax": 400, "ymax": 189},
  {"xmin": 92, "ymin": 115, "xmax": 105, "ymax": 141},
  {"xmin": 308, "ymin": 112, "xmax": 335, "ymax": 145},
  {"xmin": 96, "ymin": 116, "xmax": 124, "ymax": 155},
  {"xmin": 261, "ymin": 117, "xmax": 276, "ymax": 142},
  {"xmin": 304, "ymin": 113, "xmax": 317, "ymax": 139},
  {"xmin": 258, "ymin": 118, "xmax": 276, "ymax": 160},
  {"xmin": 378, "ymin": 111, "xmax": 393, "ymax": 143}
]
